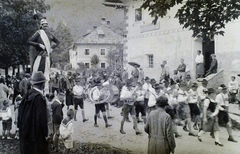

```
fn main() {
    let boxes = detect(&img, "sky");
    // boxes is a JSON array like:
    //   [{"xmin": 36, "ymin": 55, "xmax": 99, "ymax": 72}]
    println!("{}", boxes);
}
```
[{"xmin": 44, "ymin": 0, "xmax": 125, "ymax": 41}]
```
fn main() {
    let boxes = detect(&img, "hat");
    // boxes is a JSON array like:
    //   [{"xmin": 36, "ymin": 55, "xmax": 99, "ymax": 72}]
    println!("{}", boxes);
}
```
[
  {"xmin": 219, "ymin": 84, "xmax": 227, "ymax": 90},
  {"xmin": 30, "ymin": 71, "xmax": 46, "ymax": 85},
  {"xmin": 46, "ymin": 93, "xmax": 54, "ymax": 100},
  {"xmin": 150, "ymin": 78, "xmax": 156, "ymax": 84},
  {"xmin": 40, "ymin": 19, "xmax": 48, "ymax": 25},
  {"xmin": 191, "ymin": 82, "xmax": 198, "ymax": 88},
  {"xmin": 156, "ymin": 96, "xmax": 169, "ymax": 107},
  {"xmin": 202, "ymin": 79, "xmax": 208, "ymax": 84},
  {"xmin": 154, "ymin": 84, "xmax": 161, "ymax": 89},
  {"xmin": 24, "ymin": 73, "xmax": 31, "ymax": 78},
  {"xmin": 145, "ymin": 76, "xmax": 150, "ymax": 81},
  {"xmin": 206, "ymin": 88, "xmax": 215, "ymax": 94},
  {"xmin": 94, "ymin": 78, "xmax": 103, "ymax": 86},
  {"xmin": 16, "ymin": 95, "xmax": 22, "ymax": 102},
  {"xmin": 186, "ymin": 74, "xmax": 191, "ymax": 79},
  {"xmin": 126, "ymin": 79, "xmax": 132, "ymax": 86}
]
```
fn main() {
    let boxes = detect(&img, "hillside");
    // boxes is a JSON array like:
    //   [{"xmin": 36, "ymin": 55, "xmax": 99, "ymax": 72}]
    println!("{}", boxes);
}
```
[{"xmin": 44, "ymin": 0, "xmax": 125, "ymax": 41}]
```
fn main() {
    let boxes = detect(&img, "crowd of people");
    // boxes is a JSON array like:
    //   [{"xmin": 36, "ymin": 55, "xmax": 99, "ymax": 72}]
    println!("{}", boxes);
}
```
[{"xmin": 0, "ymin": 60, "xmax": 239, "ymax": 153}]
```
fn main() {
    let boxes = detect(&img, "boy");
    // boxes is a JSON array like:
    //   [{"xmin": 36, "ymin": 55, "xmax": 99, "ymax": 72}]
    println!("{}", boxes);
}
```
[
  {"xmin": 60, "ymin": 109, "xmax": 74, "ymax": 154},
  {"xmin": 0, "ymin": 100, "xmax": 12, "ymax": 139}
]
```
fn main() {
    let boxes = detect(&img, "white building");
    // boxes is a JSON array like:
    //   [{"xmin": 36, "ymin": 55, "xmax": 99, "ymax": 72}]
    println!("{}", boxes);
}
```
[
  {"xmin": 69, "ymin": 18, "xmax": 124, "ymax": 70},
  {"xmin": 104, "ymin": 0, "xmax": 240, "ymax": 86}
]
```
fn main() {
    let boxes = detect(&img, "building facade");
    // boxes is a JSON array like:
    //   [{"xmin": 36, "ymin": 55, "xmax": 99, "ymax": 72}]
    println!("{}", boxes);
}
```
[
  {"xmin": 104, "ymin": 0, "xmax": 240, "ymax": 84},
  {"xmin": 69, "ymin": 18, "xmax": 124, "ymax": 70}
]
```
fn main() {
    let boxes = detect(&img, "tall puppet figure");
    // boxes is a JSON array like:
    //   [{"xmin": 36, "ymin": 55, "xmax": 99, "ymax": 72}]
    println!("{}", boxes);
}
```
[{"xmin": 27, "ymin": 17, "xmax": 60, "ymax": 94}]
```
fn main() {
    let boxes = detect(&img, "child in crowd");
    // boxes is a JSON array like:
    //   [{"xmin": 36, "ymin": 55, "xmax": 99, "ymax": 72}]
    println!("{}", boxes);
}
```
[
  {"xmin": 14, "ymin": 95, "xmax": 22, "ymax": 139},
  {"xmin": 60, "ymin": 108, "xmax": 74, "ymax": 154},
  {"xmin": 0, "ymin": 100, "xmax": 12, "ymax": 139}
]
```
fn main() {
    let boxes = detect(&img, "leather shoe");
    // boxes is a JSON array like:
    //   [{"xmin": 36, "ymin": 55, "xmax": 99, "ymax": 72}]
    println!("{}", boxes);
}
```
[
  {"xmin": 94, "ymin": 123, "xmax": 99, "ymax": 127},
  {"xmin": 120, "ymin": 129, "xmax": 126, "ymax": 134},
  {"xmin": 105, "ymin": 124, "xmax": 112, "ymax": 128},
  {"xmin": 215, "ymin": 142, "xmax": 223, "ymax": 147},
  {"xmin": 136, "ymin": 131, "xmax": 142, "ymax": 135},
  {"xmin": 197, "ymin": 136, "xmax": 202, "ymax": 142},
  {"xmin": 108, "ymin": 116, "xmax": 114, "ymax": 119},
  {"xmin": 83, "ymin": 119, "xmax": 89, "ymax": 122},
  {"xmin": 189, "ymin": 133, "xmax": 197, "ymax": 136},
  {"xmin": 228, "ymin": 137, "xmax": 238, "ymax": 143},
  {"xmin": 183, "ymin": 126, "xmax": 189, "ymax": 132}
]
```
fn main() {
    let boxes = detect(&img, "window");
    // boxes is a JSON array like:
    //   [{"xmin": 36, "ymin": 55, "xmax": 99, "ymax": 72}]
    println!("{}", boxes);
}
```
[
  {"xmin": 100, "ymin": 49, "xmax": 105, "ymax": 55},
  {"xmin": 148, "ymin": 55, "xmax": 154, "ymax": 68},
  {"xmin": 85, "ymin": 49, "xmax": 90, "ymax": 55},
  {"xmin": 101, "ymin": 63, "xmax": 105, "ymax": 68},
  {"xmin": 135, "ymin": 8, "xmax": 142, "ymax": 22},
  {"xmin": 85, "ymin": 63, "xmax": 90, "ymax": 68}
]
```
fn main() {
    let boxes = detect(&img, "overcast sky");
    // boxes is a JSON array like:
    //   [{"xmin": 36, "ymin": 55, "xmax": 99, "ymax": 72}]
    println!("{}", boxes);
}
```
[{"xmin": 45, "ymin": 0, "xmax": 125, "ymax": 41}]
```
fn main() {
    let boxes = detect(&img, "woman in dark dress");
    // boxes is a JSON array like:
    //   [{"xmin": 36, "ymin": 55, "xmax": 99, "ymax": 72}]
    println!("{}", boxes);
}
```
[{"xmin": 197, "ymin": 88, "xmax": 223, "ymax": 146}]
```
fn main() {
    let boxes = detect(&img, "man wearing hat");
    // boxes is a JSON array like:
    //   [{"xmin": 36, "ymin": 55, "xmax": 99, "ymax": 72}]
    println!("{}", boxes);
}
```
[
  {"xmin": 120, "ymin": 79, "xmax": 142, "ymax": 135},
  {"xmin": 27, "ymin": 18, "xmax": 60, "ymax": 93},
  {"xmin": 215, "ymin": 84, "xmax": 237, "ymax": 142},
  {"xmin": 72, "ymin": 77, "xmax": 88, "ymax": 122},
  {"xmin": 145, "ymin": 96, "xmax": 176, "ymax": 154},
  {"xmin": 18, "ymin": 71, "xmax": 49, "ymax": 154},
  {"xmin": 205, "ymin": 54, "xmax": 218, "ymax": 77}
]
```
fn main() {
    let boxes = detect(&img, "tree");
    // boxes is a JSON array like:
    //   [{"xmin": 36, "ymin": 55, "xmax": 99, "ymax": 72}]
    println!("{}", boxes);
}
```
[
  {"xmin": 91, "ymin": 54, "xmax": 100, "ymax": 68},
  {"xmin": 0, "ymin": 0, "xmax": 50, "ymax": 75},
  {"xmin": 51, "ymin": 22, "xmax": 73, "ymax": 66},
  {"xmin": 141, "ymin": 0, "xmax": 240, "ymax": 42},
  {"xmin": 106, "ymin": 44, "xmax": 123, "ymax": 71}
]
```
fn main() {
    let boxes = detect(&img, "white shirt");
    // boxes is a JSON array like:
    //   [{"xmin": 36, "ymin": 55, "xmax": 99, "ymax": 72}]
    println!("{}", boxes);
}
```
[
  {"xmin": 135, "ymin": 89, "xmax": 145, "ymax": 101},
  {"xmin": 72, "ymin": 85, "xmax": 84, "ymax": 96},
  {"xmin": 142, "ymin": 82, "xmax": 151, "ymax": 98},
  {"xmin": 0, "ymin": 107, "xmax": 12, "ymax": 120},
  {"xmin": 195, "ymin": 54, "xmax": 204, "ymax": 64},
  {"xmin": 148, "ymin": 90, "xmax": 164, "ymax": 107},
  {"xmin": 178, "ymin": 89, "xmax": 188, "ymax": 103},
  {"xmin": 197, "ymin": 85, "xmax": 207, "ymax": 100},
  {"xmin": 120, "ymin": 86, "xmax": 137, "ymax": 105},
  {"xmin": 92, "ymin": 86, "xmax": 100, "ymax": 101},
  {"xmin": 215, "ymin": 93, "xmax": 229, "ymax": 107},
  {"xmin": 228, "ymin": 80, "xmax": 238, "ymax": 93},
  {"xmin": 187, "ymin": 89, "xmax": 198, "ymax": 104}
]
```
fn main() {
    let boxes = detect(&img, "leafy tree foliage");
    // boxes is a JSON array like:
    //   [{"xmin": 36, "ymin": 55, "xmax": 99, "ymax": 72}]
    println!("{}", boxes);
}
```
[
  {"xmin": 91, "ymin": 54, "xmax": 100, "ymax": 68},
  {"xmin": 51, "ymin": 22, "xmax": 73, "ymax": 65},
  {"xmin": 141, "ymin": 0, "xmax": 240, "ymax": 42},
  {"xmin": 0, "ymin": 0, "xmax": 50, "ymax": 72}
]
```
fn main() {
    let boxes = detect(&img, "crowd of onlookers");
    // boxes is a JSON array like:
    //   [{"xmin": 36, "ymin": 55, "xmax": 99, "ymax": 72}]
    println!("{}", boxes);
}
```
[{"xmin": 0, "ymin": 64, "xmax": 239, "ymax": 153}]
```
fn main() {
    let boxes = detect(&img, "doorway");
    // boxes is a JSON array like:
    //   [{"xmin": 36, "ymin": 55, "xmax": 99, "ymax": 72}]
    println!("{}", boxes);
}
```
[{"xmin": 202, "ymin": 41, "xmax": 215, "ymax": 74}]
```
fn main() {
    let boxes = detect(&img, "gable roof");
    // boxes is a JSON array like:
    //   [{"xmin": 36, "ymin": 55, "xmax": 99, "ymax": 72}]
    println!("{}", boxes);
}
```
[{"xmin": 76, "ymin": 24, "xmax": 124, "ymax": 44}]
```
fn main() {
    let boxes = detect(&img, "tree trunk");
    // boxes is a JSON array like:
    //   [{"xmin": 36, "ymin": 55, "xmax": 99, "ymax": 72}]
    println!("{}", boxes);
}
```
[
  {"xmin": 12, "ymin": 66, "xmax": 16, "ymax": 76},
  {"xmin": 5, "ymin": 66, "xmax": 8, "ymax": 77}
]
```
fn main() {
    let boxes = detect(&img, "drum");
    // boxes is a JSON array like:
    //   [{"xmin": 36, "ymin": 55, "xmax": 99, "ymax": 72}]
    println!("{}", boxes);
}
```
[{"xmin": 88, "ymin": 84, "xmax": 119, "ymax": 104}]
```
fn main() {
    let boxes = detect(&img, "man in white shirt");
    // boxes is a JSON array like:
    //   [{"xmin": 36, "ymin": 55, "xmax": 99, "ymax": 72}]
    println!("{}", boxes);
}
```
[
  {"xmin": 72, "ymin": 77, "xmax": 88, "ymax": 122},
  {"xmin": 216, "ymin": 84, "xmax": 237, "ymax": 142},
  {"xmin": 120, "ymin": 79, "xmax": 142, "ymax": 135},
  {"xmin": 195, "ymin": 50, "xmax": 204, "ymax": 78},
  {"xmin": 197, "ymin": 79, "xmax": 208, "ymax": 117}
]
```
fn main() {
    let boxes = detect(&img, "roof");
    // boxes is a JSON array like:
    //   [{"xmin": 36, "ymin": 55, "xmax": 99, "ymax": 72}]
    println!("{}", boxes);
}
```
[{"xmin": 76, "ymin": 24, "xmax": 124, "ymax": 44}]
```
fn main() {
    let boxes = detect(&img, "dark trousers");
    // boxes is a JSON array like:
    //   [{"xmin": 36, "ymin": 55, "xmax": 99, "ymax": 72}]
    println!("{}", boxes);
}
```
[{"xmin": 135, "ymin": 101, "xmax": 146, "ymax": 118}]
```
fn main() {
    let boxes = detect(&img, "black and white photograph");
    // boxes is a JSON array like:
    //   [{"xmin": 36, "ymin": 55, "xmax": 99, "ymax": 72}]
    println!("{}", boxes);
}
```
[{"xmin": 0, "ymin": 0, "xmax": 240, "ymax": 154}]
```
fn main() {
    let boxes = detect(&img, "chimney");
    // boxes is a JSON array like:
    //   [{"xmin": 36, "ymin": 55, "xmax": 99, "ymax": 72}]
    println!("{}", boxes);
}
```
[
  {"xmin": 101, "ymin": 17, "xmax": 106, "ymax": 25},
  {"xmin": 93, "ymin": 26, "xmax": 97, "ymax": 29}
]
